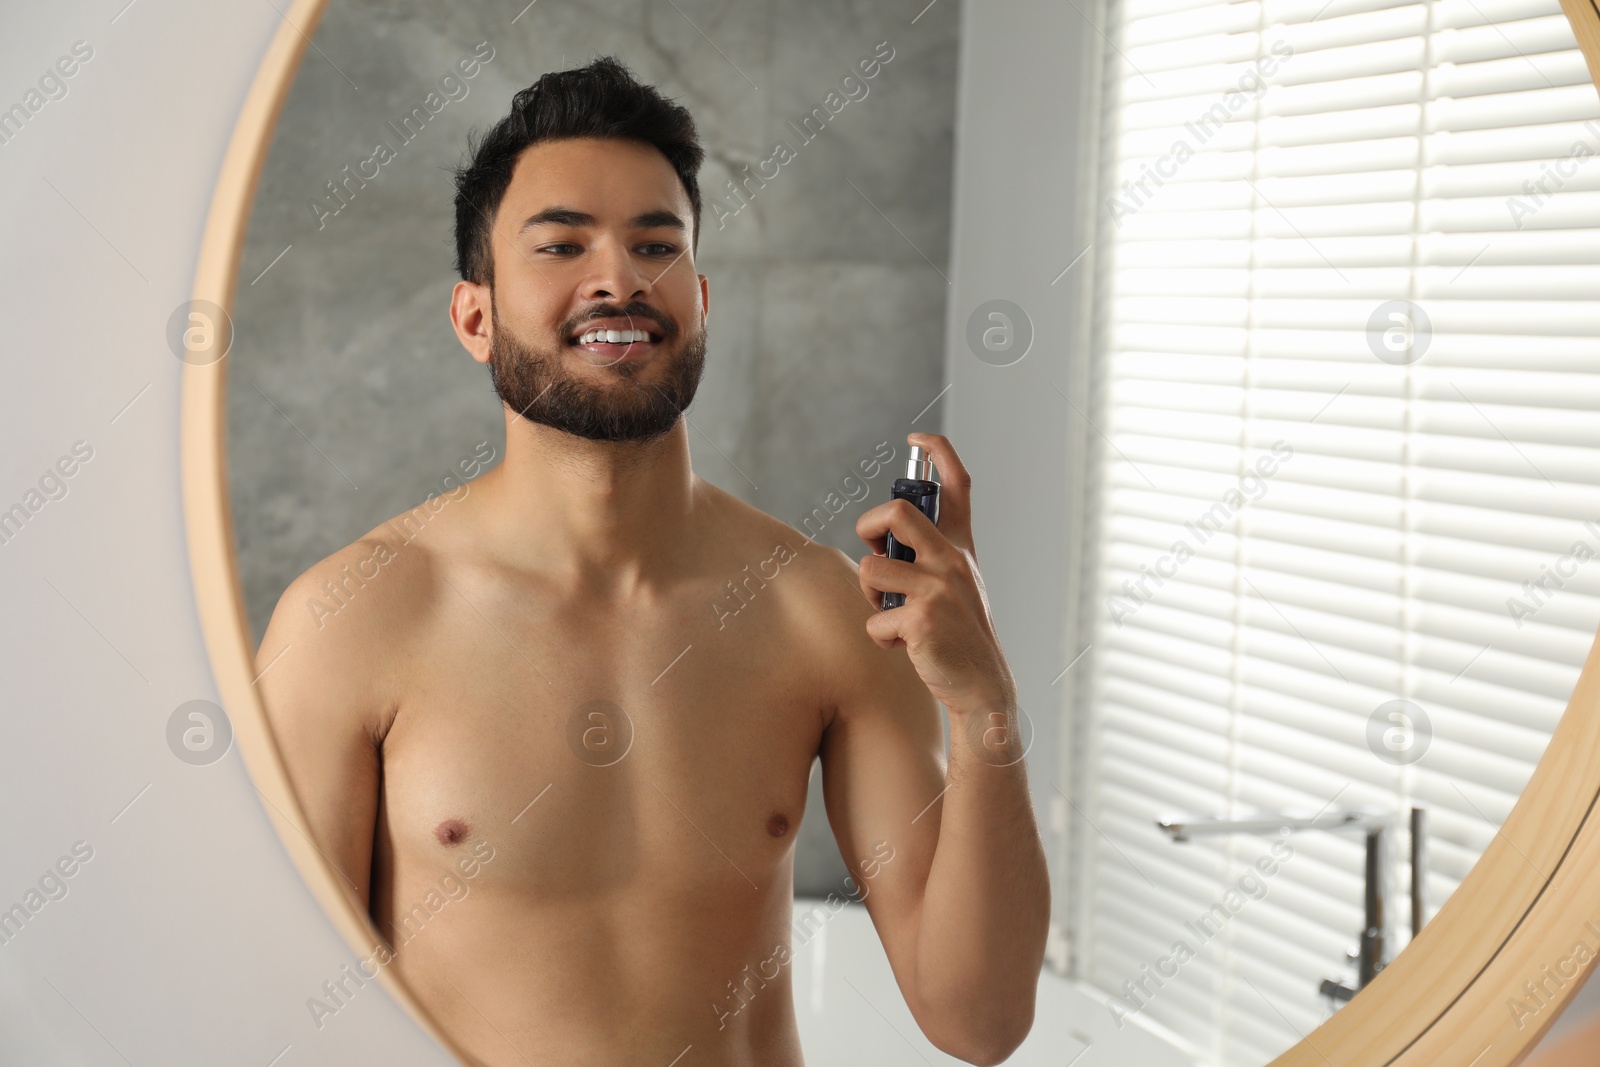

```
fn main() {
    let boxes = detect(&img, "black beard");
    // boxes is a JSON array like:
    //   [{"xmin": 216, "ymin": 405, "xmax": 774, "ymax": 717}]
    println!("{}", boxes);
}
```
[{"xmin": 486, "ymin": 302, "xmax": 706, "ymax": 443}]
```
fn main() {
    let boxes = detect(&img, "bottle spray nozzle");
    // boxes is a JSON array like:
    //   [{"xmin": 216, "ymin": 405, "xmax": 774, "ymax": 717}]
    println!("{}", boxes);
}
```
[{"xmin": 906, "ymin": 444, "xmax": 934, "ymax": 481}]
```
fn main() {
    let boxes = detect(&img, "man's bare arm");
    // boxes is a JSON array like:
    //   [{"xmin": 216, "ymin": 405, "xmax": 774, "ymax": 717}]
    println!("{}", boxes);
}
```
[
  {"xmin": 827, "ymin": 431, "xmax": 1051, "ymax": 1065},
  {"xmin": 254, "ymin": 539, "xmax": 401, "ymax": 919},
  {"xmin": 816, "ymin": 544, "xmax": 1048, "ymax": 1066},
  {"xmin": 905, "ymin": 685, "xmax": 1049, "ymax": 1064},
  {"xmin": 811, "ymin": 545, "xmax": 945, "ymax": 996}
]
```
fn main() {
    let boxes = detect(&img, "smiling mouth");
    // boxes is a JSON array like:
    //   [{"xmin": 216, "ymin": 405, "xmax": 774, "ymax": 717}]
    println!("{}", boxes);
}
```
[{"xmin": 567, "ymin": 326, "xmax": 665, "ymax": 359}]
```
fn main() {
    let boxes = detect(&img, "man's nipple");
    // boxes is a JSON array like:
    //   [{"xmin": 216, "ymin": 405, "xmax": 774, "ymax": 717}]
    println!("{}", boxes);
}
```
[
  {"xmin": 434, "ymin": 818, "xmax": 470, "ymax": 846},
  {"xmin": 767, "ymin": 812, "xmax": 789, "ymax": 838}
]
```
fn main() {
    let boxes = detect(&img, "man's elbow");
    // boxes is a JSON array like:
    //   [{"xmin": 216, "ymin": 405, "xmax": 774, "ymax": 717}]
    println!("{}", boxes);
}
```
[{"xmin": 920, "ymin": 994, "xmax": 1036, "ymax": 1065}]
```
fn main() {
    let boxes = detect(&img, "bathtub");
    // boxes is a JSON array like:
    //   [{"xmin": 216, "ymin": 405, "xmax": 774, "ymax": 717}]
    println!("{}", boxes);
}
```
[{"xmin": 790, "ymin": 897, "xmax": 1197, "ymax": 1066}]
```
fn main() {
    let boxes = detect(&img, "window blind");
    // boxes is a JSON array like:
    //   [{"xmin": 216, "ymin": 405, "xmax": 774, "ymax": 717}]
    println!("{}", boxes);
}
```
[{"xmin": 1072, "ymin": 0, "xmax": 1600, "ymax": 1058}]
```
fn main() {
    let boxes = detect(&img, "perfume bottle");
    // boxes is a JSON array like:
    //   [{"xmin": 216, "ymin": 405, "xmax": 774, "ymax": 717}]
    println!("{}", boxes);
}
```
[{"xmin": 881, "ymin": 444, "xmax": 940, "ymax": 610}]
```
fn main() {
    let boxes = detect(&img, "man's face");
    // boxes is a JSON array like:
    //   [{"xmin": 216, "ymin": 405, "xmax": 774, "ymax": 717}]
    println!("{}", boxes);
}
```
[{"xmin": 477, "ymin": 136, "xmax": 708, "ymax": 443}]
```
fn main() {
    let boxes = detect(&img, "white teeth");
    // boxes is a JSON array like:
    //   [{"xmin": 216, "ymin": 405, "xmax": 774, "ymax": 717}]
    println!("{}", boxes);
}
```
[{"xmin": 577, "ymin": 328, "xmax": 653, "ymax": 345}]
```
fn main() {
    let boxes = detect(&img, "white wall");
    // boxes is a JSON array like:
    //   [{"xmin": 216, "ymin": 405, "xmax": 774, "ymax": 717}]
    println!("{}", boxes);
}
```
[
  {"xmin": 944, "ymin": 0, "xmax": 1105, "ymax": 971},
  {"xmin": 0, "ymin": 5, "xmax": 458, "ymax": 1062}
]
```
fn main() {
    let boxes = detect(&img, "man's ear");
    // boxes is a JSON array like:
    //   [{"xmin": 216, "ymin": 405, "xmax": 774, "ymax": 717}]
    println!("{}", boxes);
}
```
[
  {"xmin": 450, "ymin": 280, "xmax": 493, "ymax": 365},
  {"xmin": 699, "ymin": 273, "xmax": 710, "ymax": 325}
]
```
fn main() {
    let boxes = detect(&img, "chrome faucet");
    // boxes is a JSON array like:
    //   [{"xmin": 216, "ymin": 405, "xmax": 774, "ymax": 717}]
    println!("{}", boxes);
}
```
[{"xmin": 1156, "ymin": 805, "xmax": 1429, "ymax": 1002}]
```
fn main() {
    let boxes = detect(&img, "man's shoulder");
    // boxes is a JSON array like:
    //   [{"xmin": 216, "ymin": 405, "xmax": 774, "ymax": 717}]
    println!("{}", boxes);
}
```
[
  {"xmin": 704, "ymin": 479, "xmax": 844, "ymax": 572},
  {"xmin": 262, "ymin": 513, "xmax": 443, "ymax": 657},
  {"xmin": 699, "ymin": 481, "xmax": 883, "ymax": 678},
  {"xmin": 701, "ymin": 484, "xmax": 927, "ymax": 735}
]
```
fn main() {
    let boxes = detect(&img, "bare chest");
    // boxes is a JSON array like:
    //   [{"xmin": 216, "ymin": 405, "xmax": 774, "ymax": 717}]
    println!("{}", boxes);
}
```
[{"xmin": 373, "ymin": 573, "xmax": 832, "ymax": 908}]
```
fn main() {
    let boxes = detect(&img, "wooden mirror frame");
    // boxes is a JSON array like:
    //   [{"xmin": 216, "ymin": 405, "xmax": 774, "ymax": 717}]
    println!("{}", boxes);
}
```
[{"xmin": 180, "ymin": 1, "xmax": 1600, "ymax": 1063}]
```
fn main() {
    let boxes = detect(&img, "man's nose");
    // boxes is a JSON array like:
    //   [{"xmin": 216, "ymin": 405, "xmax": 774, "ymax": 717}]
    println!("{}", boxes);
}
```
[{"xmin": 580, "ymin": 238, "xmax": 651, "ymax": 301}]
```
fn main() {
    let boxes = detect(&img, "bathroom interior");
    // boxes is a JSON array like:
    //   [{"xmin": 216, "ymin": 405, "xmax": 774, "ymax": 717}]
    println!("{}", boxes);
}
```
[{"xmin": 209, "ymin": 0, "xmax": 1600, "ymax": 1064}]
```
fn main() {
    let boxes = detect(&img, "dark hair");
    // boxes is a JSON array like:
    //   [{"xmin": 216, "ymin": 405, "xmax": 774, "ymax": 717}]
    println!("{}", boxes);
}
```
[{"xmin": 451, "ymin": 55, "xmax": 705, "ymax": 288}]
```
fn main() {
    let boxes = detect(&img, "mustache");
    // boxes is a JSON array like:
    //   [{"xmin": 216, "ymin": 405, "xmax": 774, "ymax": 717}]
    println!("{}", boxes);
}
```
[{"xmin": 565, "ymin": 304, "xmax": 675, "ymax": 338}]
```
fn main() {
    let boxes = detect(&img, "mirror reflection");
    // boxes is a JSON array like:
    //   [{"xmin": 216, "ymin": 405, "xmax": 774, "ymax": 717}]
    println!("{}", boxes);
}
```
[{"xmin": 228, "ymin": 1, "xmax": 1600, "ymax": 1064}]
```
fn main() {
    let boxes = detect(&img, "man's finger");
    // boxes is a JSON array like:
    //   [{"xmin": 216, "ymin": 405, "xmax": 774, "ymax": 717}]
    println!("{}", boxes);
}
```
[
  {"xmin": 858, "ymin": 554, "xmax": 934, "ymax": 605},
  {"xmin": 863, "ymin": 608, "xmax": 907, "ymax": 649},
  {"xmin": 906, "ymin": 432, "xmax": 973, "ymax": 551},
  {"xmin": 855, "ymin": 497, "xmax": 944, "ymax": 559}
]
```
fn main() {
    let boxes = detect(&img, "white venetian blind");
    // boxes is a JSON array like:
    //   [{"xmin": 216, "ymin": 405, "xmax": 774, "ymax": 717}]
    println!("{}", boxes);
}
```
[{"xmin": 1072, "ymin": 0, "xmax": 1600, "ymax": 1059}]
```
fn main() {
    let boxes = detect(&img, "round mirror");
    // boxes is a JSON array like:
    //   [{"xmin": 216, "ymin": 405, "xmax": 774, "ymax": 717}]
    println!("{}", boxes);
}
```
[{"xmin": 182, "ymin": 0, "xmax": 1600, "ymax": 1063}]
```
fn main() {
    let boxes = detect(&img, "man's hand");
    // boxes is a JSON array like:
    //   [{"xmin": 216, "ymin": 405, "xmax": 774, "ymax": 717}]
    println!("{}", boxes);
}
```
[{"xmin": 854, "ymin": 432, "xmax": 1018, "ymax": 718}]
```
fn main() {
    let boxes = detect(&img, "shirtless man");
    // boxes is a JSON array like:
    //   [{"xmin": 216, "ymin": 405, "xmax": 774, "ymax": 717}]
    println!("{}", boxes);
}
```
[{"xmin": 256, "ymin": 56, "xmax": 1049, "ymax": 1067}]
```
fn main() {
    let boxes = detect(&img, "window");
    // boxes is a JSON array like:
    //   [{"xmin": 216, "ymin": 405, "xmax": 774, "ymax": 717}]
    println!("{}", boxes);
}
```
[{"xmin": 1071, "ymin": 0, "xmax": 1600, "ymax": 1058}]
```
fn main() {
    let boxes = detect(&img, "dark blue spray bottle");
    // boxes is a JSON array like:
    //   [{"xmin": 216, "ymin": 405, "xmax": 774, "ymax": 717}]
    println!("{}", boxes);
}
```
[{"xmin": 880, "ymin": 444, "xmax": 940, "ymax": 610}]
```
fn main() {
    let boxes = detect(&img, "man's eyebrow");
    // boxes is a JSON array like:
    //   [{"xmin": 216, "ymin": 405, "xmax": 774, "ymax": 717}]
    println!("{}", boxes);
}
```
[{"xmin": 517, "ymin": 207, "xmax": 686, "ymax": 235}]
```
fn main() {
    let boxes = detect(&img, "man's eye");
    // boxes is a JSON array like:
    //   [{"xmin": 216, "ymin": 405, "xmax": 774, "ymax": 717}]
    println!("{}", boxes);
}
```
[{"xmin": 539, "ymin": 243, "xmax": 675, "ymax": 255}]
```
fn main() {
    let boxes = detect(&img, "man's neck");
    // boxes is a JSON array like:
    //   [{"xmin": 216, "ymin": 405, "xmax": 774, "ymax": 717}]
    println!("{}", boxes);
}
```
[{"xmin": 474, "ymin": 412, "xmax": 700, "ymax": 600}]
